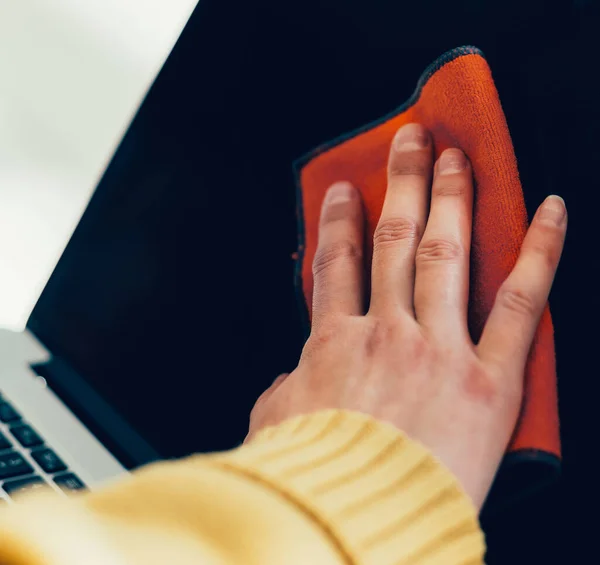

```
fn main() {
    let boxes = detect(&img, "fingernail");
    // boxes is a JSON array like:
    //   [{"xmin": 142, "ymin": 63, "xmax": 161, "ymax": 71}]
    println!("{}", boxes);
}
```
[
  {"xmin": 325, "ymin": 181, "xmax": 354, "ymax": 204},
  {"xmin": 393, "ymin": 123, "xmax": 429, "ymax": 151},
  {"xmin": 438, "ymin": 148, "xmax": 467, "ymax": 174},
  {"xmin": 538, "ymin": 195, "xmax": 566, "ymax": 226}
]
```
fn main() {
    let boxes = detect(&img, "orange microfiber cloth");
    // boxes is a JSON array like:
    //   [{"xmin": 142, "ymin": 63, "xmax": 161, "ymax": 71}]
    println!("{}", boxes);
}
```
[{"xmin": 294, "ymin": 46, "xmax": 560, "ymax": 509}]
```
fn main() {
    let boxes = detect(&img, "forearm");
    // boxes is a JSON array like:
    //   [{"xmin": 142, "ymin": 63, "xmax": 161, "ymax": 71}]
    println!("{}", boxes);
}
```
[{"xmin": 0, "ymin": 410, "xmax": 484, "ymax": 565}]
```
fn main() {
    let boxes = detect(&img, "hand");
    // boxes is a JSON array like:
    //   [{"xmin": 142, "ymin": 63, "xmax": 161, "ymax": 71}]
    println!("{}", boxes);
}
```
[{"xmin": 247, "ymin": 123, "xmax": 567, "ymax": 509}]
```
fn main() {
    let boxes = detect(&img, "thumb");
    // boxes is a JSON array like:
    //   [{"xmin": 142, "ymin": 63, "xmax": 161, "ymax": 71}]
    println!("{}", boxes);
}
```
[
  {"xmin": 245, "ymin": 373, "xmax": 289, "ymax": 443},
  {"xmin": 254, "ymin": 373, "xmax": 289, "ymax": 407}
]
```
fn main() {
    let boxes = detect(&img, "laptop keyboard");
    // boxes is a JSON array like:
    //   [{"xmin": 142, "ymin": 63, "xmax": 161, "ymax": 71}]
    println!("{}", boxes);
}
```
[{"xmin": 0, "ymin": 391, "xmax": 87, "ymax": 503}]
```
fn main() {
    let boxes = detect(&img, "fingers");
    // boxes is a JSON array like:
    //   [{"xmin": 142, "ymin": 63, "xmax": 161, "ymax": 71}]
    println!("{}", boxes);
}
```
[
  {"xmin": 413, "ymin": 149, "xmax": 473, "ymax": 336},
  {"xmin": 312, "ymin": 181, "xmax": 365, "ymax": 324},
  {"xmin": 478, "ymin": 195, "xmax": 567, "ymax": 378},
  {"xmin": 370, "ymin": 123, "xmax": 432, "ymax": 314}
]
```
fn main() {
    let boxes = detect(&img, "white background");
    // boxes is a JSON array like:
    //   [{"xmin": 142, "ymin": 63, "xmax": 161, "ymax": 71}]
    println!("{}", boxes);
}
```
[{"xmin": 0, "ymin": 0, "xmax": 198, "ymax": 330}]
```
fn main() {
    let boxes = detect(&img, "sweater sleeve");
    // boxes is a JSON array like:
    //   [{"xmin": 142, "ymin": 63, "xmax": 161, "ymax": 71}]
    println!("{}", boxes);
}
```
[{"xmin": 0, "ymin": 410, "xmax": 485, "ymax": 565}]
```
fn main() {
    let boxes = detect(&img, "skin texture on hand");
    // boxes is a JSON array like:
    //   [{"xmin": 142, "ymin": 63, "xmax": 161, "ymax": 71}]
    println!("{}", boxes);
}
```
[{"xmin": 247, "ymin": 123, "xmax": 567, "ymax": 510}]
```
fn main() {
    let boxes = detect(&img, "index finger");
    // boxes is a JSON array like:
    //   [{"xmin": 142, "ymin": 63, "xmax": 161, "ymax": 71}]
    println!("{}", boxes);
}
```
[
  {"xmin": 311, "ymin": 182, "xmax": 365, "ymax": 324},
  {"xmin": 478, "ymin": 195, "xmax": 567, "ymax": 378}
]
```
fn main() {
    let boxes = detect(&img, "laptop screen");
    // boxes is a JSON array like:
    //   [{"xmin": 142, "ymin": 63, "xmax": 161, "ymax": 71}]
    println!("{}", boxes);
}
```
[
  {"xmin": 0, "ymin": 0, "xmax": 201, "ymax": 331},
  {"xmin": 26, "ymin": 2, "xmax": 304, "ymax": 461}
]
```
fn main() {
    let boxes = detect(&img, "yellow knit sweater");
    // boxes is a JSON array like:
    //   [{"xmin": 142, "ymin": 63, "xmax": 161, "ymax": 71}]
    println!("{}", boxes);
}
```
[{"xmin": 0, "ymin": 410, "xmax": 485, "ymax": 565}]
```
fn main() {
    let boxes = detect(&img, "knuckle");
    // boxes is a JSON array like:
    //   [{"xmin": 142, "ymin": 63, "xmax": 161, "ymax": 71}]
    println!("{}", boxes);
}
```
[
  {"xmin": 461, "ymin": 364, "xmax": 522, "ymax": 410},
  {"xmin": 373, "ymin": 217, "xmax": 420, "ymax": 249},
  {"xmin": 312, "ymin": 240, "xmax": 361, "ymax": 277},
  {"xmin": 416, "ymin": 238, "xmax": 463, "ymax": 264},
  {"xmin": 363, "ymin": 318, "xmax": 395, "ymax": 357},
  {"xmin": 302, "ymin": 317, "xmax": 344, "ymax": 358},
  {"xmin": 497, "ymin": 286, "xmax": 539, "ymax": 318},
  {"xmin": 312, "ymin": 319, "xmax": 341, "ymax": 344},
  {"xmin": 461, "ymin": 365, "xmax": 500, "ymax": 405}
]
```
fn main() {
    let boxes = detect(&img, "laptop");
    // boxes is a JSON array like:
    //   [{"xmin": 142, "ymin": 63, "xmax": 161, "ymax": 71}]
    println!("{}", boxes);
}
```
[{"xmin": 0, "ymin": 0, "xmax": 238, "ymax": 502}]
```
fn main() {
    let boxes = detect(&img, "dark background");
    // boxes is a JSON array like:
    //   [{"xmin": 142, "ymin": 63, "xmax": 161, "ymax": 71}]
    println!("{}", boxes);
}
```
[{"xmin": 30, "ymin": 0, "xmax": 598, "ymax": 562}]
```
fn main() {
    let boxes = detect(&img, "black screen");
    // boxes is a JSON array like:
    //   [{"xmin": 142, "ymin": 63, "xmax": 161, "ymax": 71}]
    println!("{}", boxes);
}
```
[{"xmin": 27, "ymin": 1, "xmax": 308, "ymax": 458}]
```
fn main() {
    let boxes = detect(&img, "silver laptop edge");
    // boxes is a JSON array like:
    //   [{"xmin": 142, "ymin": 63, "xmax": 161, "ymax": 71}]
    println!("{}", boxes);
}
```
[{"xmin": 0, "ymin": 328, "xmax": 126, "ymax": 502}]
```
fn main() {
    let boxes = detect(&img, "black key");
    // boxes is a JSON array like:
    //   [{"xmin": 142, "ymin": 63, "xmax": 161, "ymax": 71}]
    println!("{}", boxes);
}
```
[
  {"xmin": 3, "ymin": 476, "xmax": 49, "ymax": 497},
  {"xmin": 0, "ymin": 431, "xmax": 11, "ymax": 450},
  {"xmin": 31, "ymin": 448, "xmax": 66, "ymax": 474},
  {"xmin": 53, "ymin": 473, "xmax": 86, "ymax": 494},
  {"xmin": 10, "ymin": 425, "xmax": 43, "ymax": 448},
  {"xmin": 0, "ymin": 402, "xmax": 21, "ymax": 423},
  {"xmin": 0, "ymin": 451, "xmax": 33, "ymax": 480}
]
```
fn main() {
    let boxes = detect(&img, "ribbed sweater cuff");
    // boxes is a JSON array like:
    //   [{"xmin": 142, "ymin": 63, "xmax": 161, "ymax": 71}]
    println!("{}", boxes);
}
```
[{"xmin": 207, "ymin": 410, "xmax": 485, "ymax": 565}]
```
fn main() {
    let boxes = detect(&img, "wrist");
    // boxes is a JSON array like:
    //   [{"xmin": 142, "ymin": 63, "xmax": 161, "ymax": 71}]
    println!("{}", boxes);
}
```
[{"xmin": 206, "ymin": 409, "xmax": 485, "ymax": 565}]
